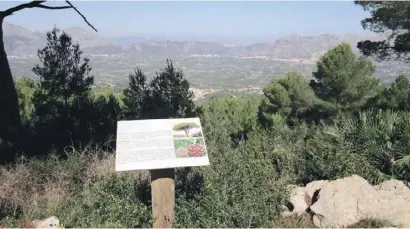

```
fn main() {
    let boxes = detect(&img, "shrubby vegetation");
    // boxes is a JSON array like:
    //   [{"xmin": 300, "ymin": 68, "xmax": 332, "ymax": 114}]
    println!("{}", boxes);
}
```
[
  {"xmin": 0, "ymin": 151, "xmax": 152, "ymax": 228},
  {"xmin": 0, "ymin": 7, "xmax": 410, "ymax": 227}
]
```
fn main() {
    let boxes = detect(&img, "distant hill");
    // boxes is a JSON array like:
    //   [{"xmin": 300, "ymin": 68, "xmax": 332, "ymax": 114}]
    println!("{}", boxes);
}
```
[
  {"xmin": 4, "ymin": 22, "xmax": 409, "ymax": 90},
  {"xmin": 3, "ymin": 22, "xmax": 384, "ymax": 60},
  {"xmin": 3, "ymin": 22, "xmax": 44, "ymax": 56}
]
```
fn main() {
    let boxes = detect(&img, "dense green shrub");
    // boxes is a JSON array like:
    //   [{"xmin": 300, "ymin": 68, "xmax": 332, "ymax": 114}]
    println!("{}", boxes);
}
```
[
  {"xmin": 298, "ymin": 125, "xmax": 380, "ymax": 184},
  {"xmin": 324, "ymin": 109, "xmax": 410, "ymax": 182},
  {"xmin": 200, "ymin": 94, "xmax": 260, "ymax": 143},
  {"xmin": 56, "ymin": 173, "xmax": 152, "ymax": 228},
  {"xmin": 174, "ymin": 129, "xmax": 290, "ymax": 228},
  {"xmin": 365, "ymin": 75, "xmax": 410, "ymax": 111}
]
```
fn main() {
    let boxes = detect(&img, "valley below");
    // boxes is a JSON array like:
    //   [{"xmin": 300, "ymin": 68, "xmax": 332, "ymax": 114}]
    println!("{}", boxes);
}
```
[
  {"xmin": 9, "ymin": 55, "xmax": 410, "ymax": 100},
  {"xmin": 5, "ymin": 22, "xmax": 410, "ymax": 100}
]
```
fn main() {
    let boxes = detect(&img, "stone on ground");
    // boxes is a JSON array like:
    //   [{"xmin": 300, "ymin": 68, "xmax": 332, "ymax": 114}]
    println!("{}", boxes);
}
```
[{"xmin": 309, "ymin": 175, "xmax": 410, "ymax": 228}]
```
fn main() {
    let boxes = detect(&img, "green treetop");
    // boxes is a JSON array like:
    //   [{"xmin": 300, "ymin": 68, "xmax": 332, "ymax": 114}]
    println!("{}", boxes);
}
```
[
  {"xmin": 310, "ymin": 42, "xmax": 380, "ymax": 113},
  {"xmin": 355, "ymin": 1, "xmax": 410, "ymax": 62}
]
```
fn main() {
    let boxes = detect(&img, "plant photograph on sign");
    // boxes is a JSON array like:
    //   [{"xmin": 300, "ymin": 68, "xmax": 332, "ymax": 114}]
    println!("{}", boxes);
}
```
[
  {"xmin": 174, "ymin": 138, "xmax": 207, "ymax": 158},
  {"xmin": 172, "ymin": 122, "xmax": 202, "ymax": 138}
]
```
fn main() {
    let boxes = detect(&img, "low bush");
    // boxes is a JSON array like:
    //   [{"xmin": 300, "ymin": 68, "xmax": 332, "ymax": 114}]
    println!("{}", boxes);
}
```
[
  {"xmin": 175, "ymin": 129, "xmax": 290, "ymax": 227},
  {"xmin": 0, "ymin": 149, "xmax": 151, "ymax": 227}
]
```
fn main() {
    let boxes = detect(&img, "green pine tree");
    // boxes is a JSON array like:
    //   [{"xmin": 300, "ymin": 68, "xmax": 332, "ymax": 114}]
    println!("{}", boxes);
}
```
[
  {"xmin": 31, "ymin": 27, "xmax": 94, "ymax": 152},
  {"xmin": 310, "ymin": 42, "xmax": 380, "ymax": 113}
]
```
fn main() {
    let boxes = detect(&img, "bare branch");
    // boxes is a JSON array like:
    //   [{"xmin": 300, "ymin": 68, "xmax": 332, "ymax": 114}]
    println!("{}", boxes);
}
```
[
  {"xmin": 1, "ymin": 1, "xmax": 46, "ymax": 16},
  {"xmin": 65, "ymin": 0, "xmax": 98, "ymax": 32},
  {"xmin": 36, "ymin": 4, "xmax": 72, "ymax": 10},
  {"xmin": 0, "ymin": 0, "xmax": 97, "ymax": 33},
  {"xmin": 0, "ymin": 1, "xmax": 70, "ymax": 16}
]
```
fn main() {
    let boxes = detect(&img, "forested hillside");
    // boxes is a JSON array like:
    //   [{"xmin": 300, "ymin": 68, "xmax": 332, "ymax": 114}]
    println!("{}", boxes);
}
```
[{"xmin": 0, "ymin": 1, "xmax": 409, "ymax": 228}]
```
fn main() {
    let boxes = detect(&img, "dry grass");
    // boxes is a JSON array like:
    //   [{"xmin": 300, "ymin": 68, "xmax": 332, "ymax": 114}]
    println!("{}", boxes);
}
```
[
  {"xmin": 0, "ymin": 147, "xmax": 150, "ymax": 224},
  {"xmin": 272, "ymin": 214, "xmax": 393, "ymax": 228},
  {"xmin": 347, "ymin": 218, "xmax": 394, "ymax": 228},
  {"xmin": 272, "ymin": 213, "xmax": 317, "ymax": 228},
  {"xmin": 85, "ymin": 152, "xmax": 116, "ymax": 179}
]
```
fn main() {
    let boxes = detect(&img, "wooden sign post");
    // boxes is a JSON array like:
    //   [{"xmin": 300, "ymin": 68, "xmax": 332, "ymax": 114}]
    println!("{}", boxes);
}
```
[
  {"xmin": 150, "ymin": 168, "xmax": 175, "ymax": 228},
  {"xmin": 115, "ymin": 118, "xmax": 209, "ymax": 228}
]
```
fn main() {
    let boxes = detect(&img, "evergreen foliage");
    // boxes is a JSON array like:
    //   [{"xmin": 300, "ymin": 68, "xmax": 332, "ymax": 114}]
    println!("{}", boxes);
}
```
[{"xmin": 355, "ymin": 1, "xmax": 410, "ymax": 62}]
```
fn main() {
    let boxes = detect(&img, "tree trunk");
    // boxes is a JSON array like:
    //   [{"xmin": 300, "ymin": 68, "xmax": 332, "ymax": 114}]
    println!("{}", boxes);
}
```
[{"xmin": 0, "ymin": 16, "xmax": 22, "ymax": 146}]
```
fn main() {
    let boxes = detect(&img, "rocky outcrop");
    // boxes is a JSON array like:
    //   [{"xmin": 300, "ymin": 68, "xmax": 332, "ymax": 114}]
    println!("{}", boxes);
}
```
[{"xmin": 283, "ymin": 175, "xmax": 410, "ymax": 228}]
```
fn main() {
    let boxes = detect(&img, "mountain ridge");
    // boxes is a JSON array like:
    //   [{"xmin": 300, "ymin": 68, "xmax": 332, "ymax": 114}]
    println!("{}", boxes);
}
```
[{"xmin": 3, "ymin": 22, "xmax": 385, "ymax": 60}]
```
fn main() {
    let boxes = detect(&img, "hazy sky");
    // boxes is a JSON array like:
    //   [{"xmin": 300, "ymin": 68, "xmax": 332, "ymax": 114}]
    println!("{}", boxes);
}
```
[{"xmin": 0, "ymin": 1, "xmax": 372, "ymax": 39}]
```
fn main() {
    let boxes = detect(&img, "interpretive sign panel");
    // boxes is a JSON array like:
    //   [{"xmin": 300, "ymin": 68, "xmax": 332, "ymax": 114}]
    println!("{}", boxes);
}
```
[{"xmin": 115, "ymin": 117, "xmax": 209, "ymax": 171}]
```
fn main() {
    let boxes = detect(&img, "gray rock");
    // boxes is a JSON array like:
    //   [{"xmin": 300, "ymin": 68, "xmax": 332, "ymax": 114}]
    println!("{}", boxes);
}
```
[
  {"xmin": 282, "ymin": 181, "xmax": 328, "ymax": 217},
  {"xmin": 31, "ymin": 216, "xmax": 62, "ymax": 228},
  {"xmin": 283, "ymin": 185, "xmax": 309, "ymax": 216},
  {"xmin": 310, "ymin": 175, "xmax": 410, "ymax": 228},
  {"xmin": 373, "ymin": 180, "xmax": 410, "ymax": 228},
  {"xmin": 305, "ymin": 180, "xmax": 328, "ymax": 200}
]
